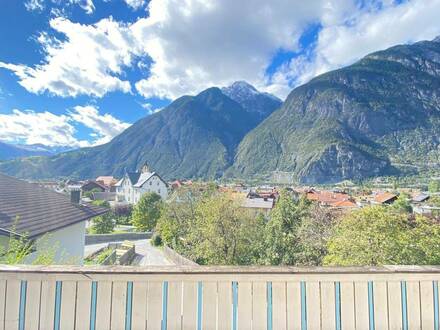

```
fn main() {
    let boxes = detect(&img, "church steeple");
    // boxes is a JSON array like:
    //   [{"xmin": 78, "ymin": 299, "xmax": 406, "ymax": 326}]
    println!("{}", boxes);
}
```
[{"xmin": 140, "ymin": 161, "xmax": 150, "ymax": 173}]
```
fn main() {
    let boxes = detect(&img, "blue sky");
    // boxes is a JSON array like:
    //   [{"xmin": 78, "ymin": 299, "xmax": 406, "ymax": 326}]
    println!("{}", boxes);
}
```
[{"xmin": 0, "ymin": 0, "xmax": 439, "ymax": 147}]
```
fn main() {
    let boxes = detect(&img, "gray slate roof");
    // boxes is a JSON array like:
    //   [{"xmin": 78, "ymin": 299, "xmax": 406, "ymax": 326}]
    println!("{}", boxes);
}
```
[
  {"xmin": 413, "ymin": 194, "xmax": 430, "ymax": 203},
  {"xmin": 0, "ymin": 173, "xmax": 108, "ymax": 238},
  {"xmin": 127, "ymin": 172, "xmax": 141, "ymax": 185},
  {"xmin": 133, "ymin": 172, "xmax": 155, "ymax": 187},
  {"xmin": 242, "ymin": 198, "xmax": 274, "ymax": 210}
]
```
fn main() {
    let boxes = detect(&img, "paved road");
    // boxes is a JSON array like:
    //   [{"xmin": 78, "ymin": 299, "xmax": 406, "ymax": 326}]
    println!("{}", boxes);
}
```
[
  {"xmin": 132, "ymin": 239, "xmax": 174, "ymax": 266},
  {"xmin": 84, "ymin": 239, "xmax": 174, "ymax": 266}
]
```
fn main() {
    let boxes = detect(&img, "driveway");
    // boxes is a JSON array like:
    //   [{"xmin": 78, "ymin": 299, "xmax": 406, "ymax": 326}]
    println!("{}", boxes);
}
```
[
  {"xmin": 84, "ymin": 239, "xmax": 174, "ymax": 266},
  {"xmin": 131, "ymin": 239, "xmax": 174, "ymax": 266}
]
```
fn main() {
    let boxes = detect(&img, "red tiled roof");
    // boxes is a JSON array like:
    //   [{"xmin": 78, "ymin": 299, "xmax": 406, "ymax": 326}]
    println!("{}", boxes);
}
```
[
  {"xmin": 306, "ymin": 190, "xmax": 351, "ymax": 204},
  {"xmin": 374, "ymin": 192, "xmax": 398, "ymax": 204},
  {"xmin": 95, "ymin": 176, "xmax": 118, "ymax": 186},
  {"xmin": 332, "ymin": 200, "xmax": 357, "ymax": 208},
  {"xmin": 170, "ymin": 180, "xmax": 182, "ymax": 188}
]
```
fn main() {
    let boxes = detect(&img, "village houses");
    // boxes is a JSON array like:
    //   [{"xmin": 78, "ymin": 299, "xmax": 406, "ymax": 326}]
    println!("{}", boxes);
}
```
[{"xmin": 115, "ymin": 162, "xmax": 169, "ymax": 204}]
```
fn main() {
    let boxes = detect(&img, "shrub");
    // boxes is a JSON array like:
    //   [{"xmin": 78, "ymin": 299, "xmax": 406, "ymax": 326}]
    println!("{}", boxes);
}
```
[{"xmin": 151, "ymin": 234, "xmax": 162, "ymax": 246}]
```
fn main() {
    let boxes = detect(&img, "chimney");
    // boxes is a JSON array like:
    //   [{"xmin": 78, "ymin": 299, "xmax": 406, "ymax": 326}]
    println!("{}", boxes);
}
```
[{"xmin": 70, "ymin": 189, "xmax": 81, "ymax": 204}]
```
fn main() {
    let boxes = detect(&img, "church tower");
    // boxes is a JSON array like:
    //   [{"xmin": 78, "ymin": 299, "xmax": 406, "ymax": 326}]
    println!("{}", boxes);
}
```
[{"xmin": 140, "ymin": 161, "xmax": 151, "ymax": 173}]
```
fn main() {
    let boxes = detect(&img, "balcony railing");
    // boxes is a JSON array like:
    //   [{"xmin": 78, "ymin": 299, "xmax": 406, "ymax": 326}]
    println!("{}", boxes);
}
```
[{"xmin": 0, "ymin": 265, "xmax": 439, "ymax": 329}]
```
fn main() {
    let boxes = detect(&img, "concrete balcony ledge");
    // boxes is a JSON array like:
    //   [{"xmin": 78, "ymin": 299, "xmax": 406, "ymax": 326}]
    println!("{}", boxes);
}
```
[{"xmin": 0, "ymin": 264, "xmax": 440, "ymax": 274}]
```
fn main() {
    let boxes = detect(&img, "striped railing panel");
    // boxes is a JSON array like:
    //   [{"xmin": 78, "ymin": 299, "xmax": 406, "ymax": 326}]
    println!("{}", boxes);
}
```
[{"xmin": 1, "ymin": 265, "xmax": 440, "ymax": 329}]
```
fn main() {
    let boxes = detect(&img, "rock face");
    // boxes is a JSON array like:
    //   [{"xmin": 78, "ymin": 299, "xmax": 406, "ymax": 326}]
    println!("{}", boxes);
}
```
[
  {"xmin": 0, "ymin": 83, "xmax": 281, "ymax": 180},
  {"xmin": 299, "ymin": 144, "xmax": 391, "ymax": 184},
  {"xmin": 230, "ymin": 37, "xmax": 440, "ymax": 183}
]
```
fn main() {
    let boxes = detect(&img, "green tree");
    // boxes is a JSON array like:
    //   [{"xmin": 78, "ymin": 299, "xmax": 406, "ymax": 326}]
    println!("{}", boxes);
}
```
[
  {"xmin": 156, "ymin": 187, "xmax": 264, "ymax": 265},
  {"xmin": 390, "ymin": 193, "xmax": 413, "ymax": 214},
  {"xmin": 324, "ymin": 206, "xmax": 440, "ymax": 266},
  {"xmin": 260, "ymin": 190, "xmax": 311, "ymax": 265},
  {"xmin": 429, "ymin": 180, "xmax": 440, "ymax": 193},
  {"xmin": 190, "ymin": 194, "xmax": 264, "ymax": 265},
  {"xmin": 156, "ymin": 184, "xmax": 205, "ymax": 253},
  {"xmin": 429, "ymin": 196, "xmax": 440, "ymax": 217},
  {"xmin": 113, "ymin": 204, "xmax": 133, "ymax": 225},
  {"xmin": 91, "ymin": 199, "xmax": 110, "ymax": 208},
  {"xmin": 131, "ymin": 192, "xmax": 163, "ymax": 231},
  {"xmin": 89, "ymin": 200, "xmax": 113, "ymax": 234},
  {"xmin": 90, "ymin": 213, "xmax": 114, "ymax": 234},
  {"xmin": 0, "ymin": 220, "xmax": 57, "ymax": 265},
  {"xmin": 400, "ymin": 216, "xmax": 440, "ymax": 264}
]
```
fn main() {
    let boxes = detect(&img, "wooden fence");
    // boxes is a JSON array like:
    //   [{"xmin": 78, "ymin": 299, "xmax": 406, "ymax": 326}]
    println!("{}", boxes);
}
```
[{"xmin": 0, "ymin": 265, "xmax": 439, "ymax": 329}]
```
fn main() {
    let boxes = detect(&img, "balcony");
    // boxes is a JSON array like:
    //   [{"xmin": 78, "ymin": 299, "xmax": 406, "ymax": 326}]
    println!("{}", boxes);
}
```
[{"xmin": 0, "ymin": 265, "xmax": 439, "ymax": 329}]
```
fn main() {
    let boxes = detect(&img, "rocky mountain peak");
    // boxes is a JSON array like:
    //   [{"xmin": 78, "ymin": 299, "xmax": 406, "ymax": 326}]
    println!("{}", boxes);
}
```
[
  {"xmin": 221, "ymin": 81, "xmax": 259, "ymax": 99},
  {"xmin": 220, "ymin": 81, "xmax": 282, "ymax": 121},
  {"xmin": 222, "ymin": 81, "xmax": 282, "ymax": 103}
]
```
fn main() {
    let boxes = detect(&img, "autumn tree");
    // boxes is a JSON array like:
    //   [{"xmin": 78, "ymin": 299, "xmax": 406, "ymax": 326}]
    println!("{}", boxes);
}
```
[{"xmin": 296, "ymin": 205, "xmax": 338, "ymax": 266}]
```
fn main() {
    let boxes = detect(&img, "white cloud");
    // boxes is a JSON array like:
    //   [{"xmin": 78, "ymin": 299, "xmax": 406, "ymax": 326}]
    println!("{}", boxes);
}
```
[
  {"xmin": 140, "ymin": 102, "xmax": 163, "ymax": 114},
  {"xmin": 134, "ymin": 0, "xmax": 440, "ymax": 99},
  {"xmin": 271, "ymin": 0, "xmax": 440, "ymax": 97},
  {"xmin": 24, "ymin": 0, "xmax": 95, "ymax": 14},
  {"xmin": 0, "ymin": 110, "xmax": 87, "ymax": 147},
  {"xmin": 124, "ymin": 0, "xmax": 147, "ymax": 10},
  {"xmin": 24, "ymin": 0, "xmax": 45, "ymax": 12},
  {"xmin": 0, "ymin": 17, "xmax": 138, "ymax": 97},
  {"xmin": 132, "ymin": 0, "xmax": 338, "ymax": 99},
  {"xmin": 0, "ymin": 106, "xmax": 130, "ymax": 147},
  {"xmin": 7, "ymin": 0, "xmax": 440, "ymax": 101},
  {"xmin": 140, "ymin": 102, "xmax": 152, "ymax": 111},
  {"xmin": 69, "ymin": 105, "xmax": 130, "ymax": 145},
  {"xmin": 3, "ymin": 0, "xmax": 341, "ymax": 100},
  {"xmin": 68, "ymin": 0, "xmax": 95, "ymax": 14}
]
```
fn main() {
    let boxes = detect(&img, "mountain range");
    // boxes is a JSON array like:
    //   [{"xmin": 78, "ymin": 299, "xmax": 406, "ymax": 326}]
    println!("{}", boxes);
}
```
[
  {"xmin": 230, "ymin": 37, "xmax": 440, "ymax": 183},
  {"xmin": 1, "ymin": 37, "xmax": 440, "ymax": 183},
  {"xmin": 0, "ymin": 82, "xmax": 281, "ymax": 180},
  {"xmin": 0, "ymin": 142, "xmax": 71, "ymax": 161}
]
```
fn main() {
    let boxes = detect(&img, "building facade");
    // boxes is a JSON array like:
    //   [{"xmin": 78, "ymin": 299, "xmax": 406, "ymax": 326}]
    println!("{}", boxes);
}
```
[{"xmin": 115, "ymin": 163, "xmax": 168, "ymax": 203}]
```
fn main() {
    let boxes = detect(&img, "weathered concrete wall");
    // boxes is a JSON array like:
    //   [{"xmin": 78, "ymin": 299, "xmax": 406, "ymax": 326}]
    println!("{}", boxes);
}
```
[{"xmin": 163, "ymin": 245, "xmax": 199, "ymax": 266}]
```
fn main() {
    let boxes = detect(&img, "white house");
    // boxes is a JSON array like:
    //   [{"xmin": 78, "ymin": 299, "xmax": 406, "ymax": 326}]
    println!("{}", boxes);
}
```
[
  {"xmin": 0, "ymin": 173, "xmax": 108, "ymax": 264},
  {"xmin": 115, "ymin": 163, "xmax": 168, "ymax": 204}
]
